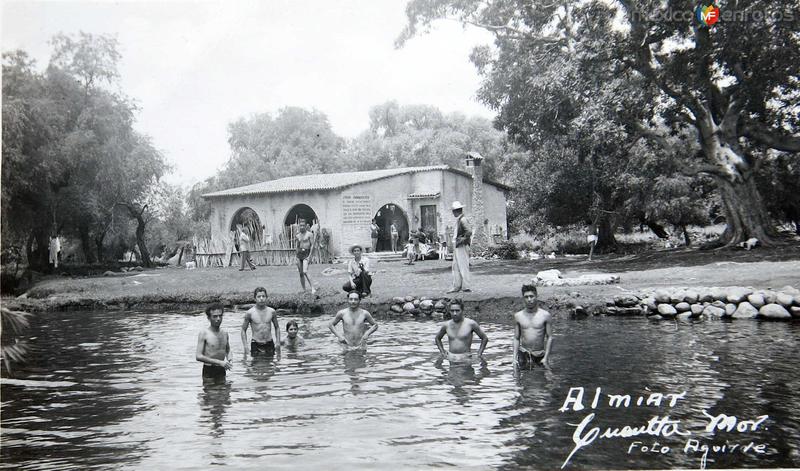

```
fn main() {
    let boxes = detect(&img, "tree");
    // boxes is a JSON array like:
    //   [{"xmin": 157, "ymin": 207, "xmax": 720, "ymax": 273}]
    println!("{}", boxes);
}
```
[
  {"xmin": 2, "ymin": 33, "xmax": 167, "ymax": 268},
  {"xmin": 399, "ymin": 0, "xmax": 800, "ymax": 246}
]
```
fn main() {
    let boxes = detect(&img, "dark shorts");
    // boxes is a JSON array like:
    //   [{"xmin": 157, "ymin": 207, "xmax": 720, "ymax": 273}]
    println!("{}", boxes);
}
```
[
  {"xmin": 517, "ymin": 349, "xmax": 545, "ymax": 367},
  {"xmin": 251, "ymin": 340, "xmax": 276, "ymax": 356},
  {"xmin": 202, "ymin": 364, "xmax": 226, "ymax": 381},
  {"xmin": 297, "ymin": 249, "xmax": 310, "ymax": 261}
]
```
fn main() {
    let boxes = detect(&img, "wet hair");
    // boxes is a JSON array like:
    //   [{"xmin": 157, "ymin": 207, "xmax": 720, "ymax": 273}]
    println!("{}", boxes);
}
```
[
  {"xmin": 253, "ymin": 287, "xmax": 268, "ymax": 298},
  {"xmin": 521, "ymin": 283, "xmax": 538, "ymax": 296},
  {"xmin": 347, "ymin": 291, "xmax": 361, "ymax": 300},
  {"xmin": 205, "ymin": 302, "xmax": 224, "ymax": 316},
  {"xmin": 449, "ymin": 299, "xmax": 464, "ymax": 311},
  {"xmin": 286, "ymin": 320, "xmax": 299, "ymax": 332}
]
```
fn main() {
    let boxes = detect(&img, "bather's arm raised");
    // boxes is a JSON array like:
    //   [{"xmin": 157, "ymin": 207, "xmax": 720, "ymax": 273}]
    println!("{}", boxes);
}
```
[
  {"xmin": 435, "ymin": 323, "xmax": 448, "ymax": 358},
  {"xmin": 359, "ymin": 311, "xmax": 378, "ymax": 344},
  {"xmin": 329, "ymin": 311, "xmax": 347, "ymax": 344}
]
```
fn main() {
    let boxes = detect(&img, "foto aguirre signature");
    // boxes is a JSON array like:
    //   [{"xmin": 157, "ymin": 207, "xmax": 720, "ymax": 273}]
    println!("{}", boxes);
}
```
[{"xmin": 559, "ymin": 387, "xmax": 769, "ymax": 469}]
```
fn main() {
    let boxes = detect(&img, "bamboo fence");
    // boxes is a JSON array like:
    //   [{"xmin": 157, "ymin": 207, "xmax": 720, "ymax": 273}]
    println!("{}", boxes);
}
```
[{"xmin": 193, "ymin": 219, "xmax": 332, "ymax": 268}]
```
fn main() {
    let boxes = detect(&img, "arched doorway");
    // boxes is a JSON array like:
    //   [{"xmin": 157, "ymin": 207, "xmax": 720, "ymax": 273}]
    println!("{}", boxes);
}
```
[
  {"xmin": 230, "ymin": 207, "xmax": 264, "ymax": 247},
  {"xmin": 374, "ymin": 204, "xmax": 409, "ymax": 252},
  {"xmin": 284, "ymin": 204, "xmax": 319, "ymax": 227}
]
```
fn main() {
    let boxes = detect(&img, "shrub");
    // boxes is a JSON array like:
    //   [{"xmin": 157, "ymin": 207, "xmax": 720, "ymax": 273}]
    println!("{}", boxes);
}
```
[{"xmin": 485, "ymin": 241, "xmax": 520, "ymax": 260}]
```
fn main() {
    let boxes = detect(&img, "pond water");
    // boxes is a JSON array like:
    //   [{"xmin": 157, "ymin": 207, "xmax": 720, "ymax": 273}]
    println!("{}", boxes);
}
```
[{"xmin": 2, "ymin": 309, "xmax": 799, "ymax": 470}]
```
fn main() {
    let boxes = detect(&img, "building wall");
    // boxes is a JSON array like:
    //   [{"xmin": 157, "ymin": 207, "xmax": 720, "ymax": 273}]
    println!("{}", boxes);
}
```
[{"xmin": 207, "ymin": 169, "xmax": 508, "ymax": 257}]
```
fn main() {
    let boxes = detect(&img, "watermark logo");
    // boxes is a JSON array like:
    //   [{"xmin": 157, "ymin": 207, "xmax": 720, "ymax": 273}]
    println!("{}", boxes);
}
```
[{"xmin": 695, "ymin": 3, "xmax": 720, "ymax": 27}]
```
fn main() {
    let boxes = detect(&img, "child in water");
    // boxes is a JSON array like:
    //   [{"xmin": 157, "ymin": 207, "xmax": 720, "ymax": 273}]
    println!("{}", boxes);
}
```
[{"xmin": 282, "ymin": 320, "xmax": 305, "ymax": 347}]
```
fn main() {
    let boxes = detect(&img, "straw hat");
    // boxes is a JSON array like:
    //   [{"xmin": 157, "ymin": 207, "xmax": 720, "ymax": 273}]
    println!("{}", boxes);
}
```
[
  {"xmin": 451, "ymin": 201, "xmax": 464, "ymax": 210},
  {"xmin": 350, "ymin": 244, "xmax": 364, "ymax": 255}
]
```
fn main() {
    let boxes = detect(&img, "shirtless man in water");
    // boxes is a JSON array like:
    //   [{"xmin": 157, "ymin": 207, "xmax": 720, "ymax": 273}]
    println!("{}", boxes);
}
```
[
  {"xmin": 295, "ymin": 219, "xmax": 315, "ymax": 293},
  {"xmin": 329, "ymin": 292, "xmax": 379, "ymax": 348},
  {"xmin": 435, "ymin": 299, "xmax": 488, "ymax": 362},
  {"xmin": 241, "ymin": 287, "xmax": 281, "ymax": 357},
  {"xmin": 513, "ymin": 283, "xmax": 553, "ymax": 369},
  {"xmin": 196, "ymin": 303, "xmax": 232, "ymax": 383}
]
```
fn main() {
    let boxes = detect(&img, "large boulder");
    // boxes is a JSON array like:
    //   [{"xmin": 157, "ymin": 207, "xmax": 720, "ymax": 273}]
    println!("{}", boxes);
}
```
[
  {"xmin": 402, "ymin": 302, "xmax": 416, "ymax": 312},
  {"xmin": 759, "ymin": 304, "xmax": 791, "ymax": 320},
  {"xmin": 698, "ymin": 290, "xmax": 714, "ymax": 303},
  {"xmin": 392, "ymin": 296, "xmax": 406, "ymax": 304},
  {"xmin": 614, "ymin": 295, "xmax": 640, "ymax": 307},
  {"xmin": 434, "ymin": 301, "xmax": 446, "ymax": 312},
  {"xmin": 724, "ymin": 304, "xmax": 737, "ymax": 317},
  {"xmin": 746, "ymin": 293, "xmax": 766, "ymax": 309},
  {"xmin": 390, "ymin": 304, "xmax": 404, "ymax": 313},
  {"xmin": 762, "ymin": 290, "xmax": 778, "ymax": 304},
  {"xmin": 683, "ymin": 291, "xmax": 699, "ymax": 304},
  {"xmin": 675, "ymin": 302, "xmax": 691, "ymax": 312},
  {"xmin": 657, "ymin": 304, "xmax": 678, "ymax": 317},
  {"xmin": 641, "ymin": 296, "xmax": 658, "ymax": 311},
  {"xmin": 781, "ymin": 285, "xmax": 800, "ymax": 296},
  {"xmin": 676, "ymin": 312, "xmax": 692, "ymax": 321},
  {"xmin": 726, "ymin": 288, "xmax": 752, "ymax": 304},
  {"xmin": 732, "ymin": 302, "xmax": 759, "ymax": 319},
  {"xmin": 776, "ymin": 293, "xmax": 795, "ymax": 308},
  {"xmin": 690, "ymin": 304, "xmax": 704, "ymax": 317},
  {"xmin": 654, "ymin": 289, "xmax": 671, "ymax": 304},
  {"xmin": 791, "ymin": 307, "xmax": 800, "ymax": 318},
  {"xmin": 670, "ymin": 291, "xmax": 686, "ymax": 304},
  {"xmin": 419, "ymin": 299, "xmax": 434, "ymax": 311},
  {"xmin": 709, "ymin": 287, "xmax": 728, "ymax": 301},
  {"xmin": 703, "ymin": 305, "xmax": 725, "ymax": 319},
  {"xmin": 404, "ymin": 295, "xmax": 415, "ymax": 303}
]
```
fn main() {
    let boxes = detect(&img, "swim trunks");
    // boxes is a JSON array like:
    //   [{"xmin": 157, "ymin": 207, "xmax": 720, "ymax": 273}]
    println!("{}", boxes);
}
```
[
  {"xmin": 517, "ymin": 348, "xmax": 545, "ymax": 368},
  {"xmin": 297, "ymin": 248, "xmax": 310, "ymax": 261},
  {"xmin": 447, "ymin": 352, "xmax": 472, "ymax": 363},
  {"xmin": 202, "ymin": 364, "xmax": 226, "ymax": 381},
  {"xmin": 251, "ymin": 340, "xmax": 276, "ymax": 356}
]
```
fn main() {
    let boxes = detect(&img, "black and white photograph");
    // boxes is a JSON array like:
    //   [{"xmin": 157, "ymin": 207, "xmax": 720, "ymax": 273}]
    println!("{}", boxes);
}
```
[{"xmin": 2, "ymin": 1, "xmax": 799, "ymax": 469}]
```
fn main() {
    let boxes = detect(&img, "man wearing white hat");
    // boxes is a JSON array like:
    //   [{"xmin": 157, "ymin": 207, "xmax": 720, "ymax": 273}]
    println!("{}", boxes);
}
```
[{"xmin": 448, "ymin": 201, "xmax": 473, "ymax": 293}]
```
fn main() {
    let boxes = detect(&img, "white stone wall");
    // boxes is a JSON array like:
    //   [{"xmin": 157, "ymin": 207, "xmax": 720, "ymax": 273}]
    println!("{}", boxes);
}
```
[{"xmin": 206, "ymin": 169, "xmax": 508, "ymax": 257}]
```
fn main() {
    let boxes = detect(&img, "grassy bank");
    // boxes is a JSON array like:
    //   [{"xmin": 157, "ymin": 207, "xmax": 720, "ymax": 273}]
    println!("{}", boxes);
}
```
[{"xmin": 4, "ymin": 244, "xmax": 799, "ymax": 315}]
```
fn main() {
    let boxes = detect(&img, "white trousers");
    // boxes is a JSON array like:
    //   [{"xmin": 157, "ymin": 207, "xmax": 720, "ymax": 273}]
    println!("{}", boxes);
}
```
[{"xmin": 451, "ymin": 245, "xmax": 470, "ymax": 290}]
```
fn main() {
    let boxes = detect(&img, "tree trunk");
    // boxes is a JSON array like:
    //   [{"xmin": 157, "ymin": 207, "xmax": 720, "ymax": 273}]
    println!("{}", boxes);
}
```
[
  {"xmin": 643, "ymin": 219, "xmax": 669, "ymax": 239},
  {"xmin": 713, "ymin": 175, "xmax": 776, "ymax": 246},
  {"xmin": 31, "ymin": 228, "xmax": 50, "ymax": 272},
  {"xmin": 94, "ymin": 233, "xmax": 106, "ymax": 262},
  {"xmin": 682, "ymin": 225, "xmax": 691, "ymax": 246},
  {"xmin": 596, "ymin": 216, "xmax": 617, "ymax": 251},
  {"xmin": 133, "ymin": 215, "xmax": 152, "ymax": 267},
  {"xmin": 78, "ymin": 224, "xmax": 96, "ymax": 264}
]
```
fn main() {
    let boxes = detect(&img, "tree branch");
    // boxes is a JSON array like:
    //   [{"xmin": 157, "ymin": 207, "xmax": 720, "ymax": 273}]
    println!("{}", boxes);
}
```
[{"xmin": 742, "ymin": 122, "xmax": 800, "ymax": 152}]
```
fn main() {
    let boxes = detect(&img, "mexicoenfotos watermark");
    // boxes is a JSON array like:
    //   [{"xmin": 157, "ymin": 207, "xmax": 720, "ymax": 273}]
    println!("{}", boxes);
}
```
[{"xmin": 632, "ymin": 3, "xmax": 796, "ymax": 26}]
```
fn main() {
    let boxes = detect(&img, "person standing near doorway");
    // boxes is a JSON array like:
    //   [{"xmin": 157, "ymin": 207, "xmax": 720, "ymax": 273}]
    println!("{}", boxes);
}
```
[
  {"xmin": 447, "ymin": 201, "xmax": 472, "ymax": 293},
  {"xmin": 390, "ymin": 222, "xmax": 399, "ymax": 253},
  {"xmin": 370, "ymin": 219, "xmax": 380, "ymax": 253},
  {"xmin": 296, "ymin": 219, "xmax": 315, "ymax": 294},
  {"xmin": 237, "ymin": 225, "xmax": 256, "ymax": 271}
]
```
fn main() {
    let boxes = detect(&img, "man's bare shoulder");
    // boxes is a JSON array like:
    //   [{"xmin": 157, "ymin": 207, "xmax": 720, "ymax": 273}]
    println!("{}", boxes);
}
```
[
  {"xmin": 535, "ymin": 308, "xmax": 552, "ymax": 321},
  {"xmin": 335, "ymin": 308, "xmax": 349, "ymax": 317}
]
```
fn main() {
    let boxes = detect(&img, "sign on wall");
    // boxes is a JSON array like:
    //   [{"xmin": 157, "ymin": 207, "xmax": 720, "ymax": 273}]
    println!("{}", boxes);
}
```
[
  {"xmin": 341, "ymin": 194, "xmax": 373, "ymax": 225},
  {"xmin": 341, "ymin": 194, "xmax": 372, "ymax": 250}
]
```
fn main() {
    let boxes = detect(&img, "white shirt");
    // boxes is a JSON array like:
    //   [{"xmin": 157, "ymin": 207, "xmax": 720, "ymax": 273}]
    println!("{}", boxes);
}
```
[{"xmin": 348, "ymin": 256, "xmax": 371, "ymax": 277}]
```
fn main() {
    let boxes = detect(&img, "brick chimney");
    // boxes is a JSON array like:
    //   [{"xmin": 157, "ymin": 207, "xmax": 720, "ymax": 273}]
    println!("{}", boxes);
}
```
[{"xmin": 466, "ymin": 151, "xmax": 488, "ymax": 251}]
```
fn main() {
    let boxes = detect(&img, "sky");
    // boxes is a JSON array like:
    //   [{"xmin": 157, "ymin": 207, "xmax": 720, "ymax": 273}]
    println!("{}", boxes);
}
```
[{"xmin": 1, "ymin": 0, "xmax": 497, "ymax": 186}]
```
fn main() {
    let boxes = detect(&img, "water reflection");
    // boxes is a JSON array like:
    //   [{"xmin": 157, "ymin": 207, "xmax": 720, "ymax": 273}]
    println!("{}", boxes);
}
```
[
  {"xmin": 198, "ymin": 382, "xmax": 231, "ymax": 438},
  {"xmin": 434, "ymin": 356, "xmax": 491, "ymax": 404}
]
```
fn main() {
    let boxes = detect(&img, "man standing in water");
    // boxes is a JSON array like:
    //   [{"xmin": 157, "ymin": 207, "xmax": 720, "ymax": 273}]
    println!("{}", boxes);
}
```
[
  {"xmin": 447, "ymin": 201, "xmax": 473, "ymax": 293},
  {"xmin": 435, "ymin": 299, "xmax": 488, "ymax": 361},
  {"xmin": 513, "ymin": 283, "xmax": 553, "ymax": 369},
  {"xmin": 241, "ymin": 287, "xmax": 281, "ymax": 357},
  {"xmin": 295, "ymin": 219, "xmax": 316, "ymax": 294},
  {"xmin": 196, "ymin": 302, "xmax": 232, "ymax": 383},
  {"xmin": 329, "ymin": 292, "xmax": 379, "ymax": 348}
]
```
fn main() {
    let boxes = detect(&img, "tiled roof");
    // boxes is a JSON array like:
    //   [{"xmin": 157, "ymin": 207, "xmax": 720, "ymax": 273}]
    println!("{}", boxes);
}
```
[{"xmin": 202, "ymin": 165, "xmax": 511, "ymax": 198}]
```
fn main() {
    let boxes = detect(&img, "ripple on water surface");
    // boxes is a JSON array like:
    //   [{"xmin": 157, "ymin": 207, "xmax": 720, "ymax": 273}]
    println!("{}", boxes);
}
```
[{"xmin": 1, "ymin": 310, "xmax": 799, "ymax": 470}]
